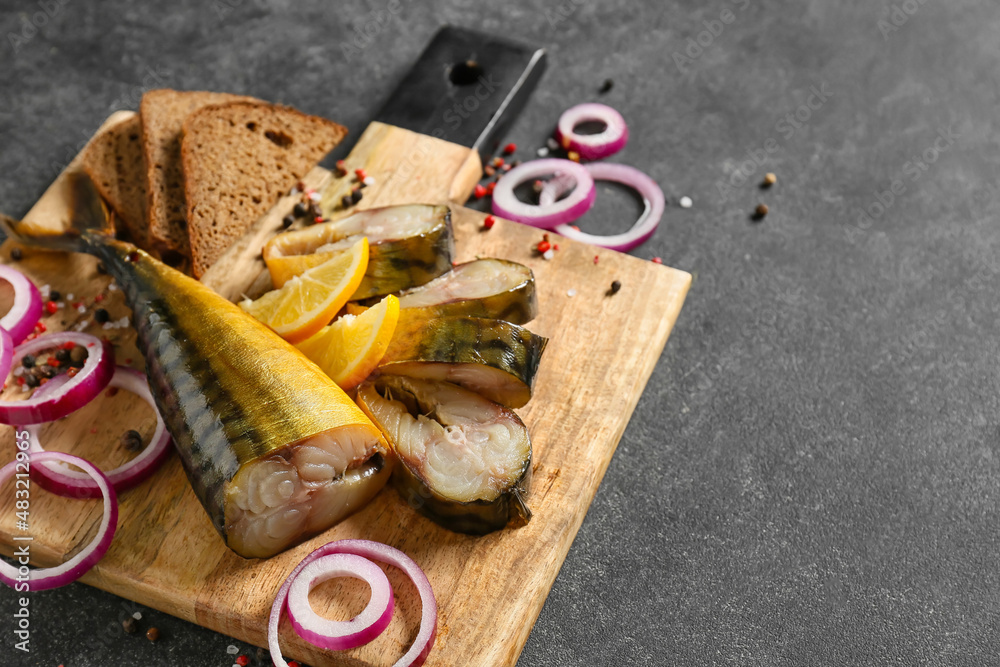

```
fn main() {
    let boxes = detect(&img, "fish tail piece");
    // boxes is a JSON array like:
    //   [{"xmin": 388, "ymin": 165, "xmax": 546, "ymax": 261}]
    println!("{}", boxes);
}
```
[{"xmin": 1, "ymin": 172, "xmax": 115, "ymax": 253}]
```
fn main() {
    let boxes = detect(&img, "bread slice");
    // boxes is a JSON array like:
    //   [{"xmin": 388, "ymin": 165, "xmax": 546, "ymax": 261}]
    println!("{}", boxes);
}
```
[
  {"xmin": 80, "ymin": 114, "xmax": 148, "ymax": 246},
  {"xmin": 181, "ymin": 101, "xmax": 347, "ymax": 278},
  {"xmin": 140, "ymin": 90, "xmax": 256, "ymax": 264}
]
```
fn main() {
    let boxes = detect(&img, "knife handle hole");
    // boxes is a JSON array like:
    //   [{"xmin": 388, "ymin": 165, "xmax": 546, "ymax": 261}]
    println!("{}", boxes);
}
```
[{"xmin": 449, "ymin": 60, "xmax": 484, "ymax": 86}]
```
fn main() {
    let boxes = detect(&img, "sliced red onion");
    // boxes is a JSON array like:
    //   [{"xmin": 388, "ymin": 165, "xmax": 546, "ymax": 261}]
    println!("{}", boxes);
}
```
[
  {"xmin": 269, "ymin": 539, "xmax": 437, "ymax": 667},
  {"xmin": 0, "ymin": 327, "xmax": 12, "ymax": 387},
  {"xmin": 554, "ymin": 103, "xmax": 629, "ymax": 161},
  {"xmin": 0, "ymin": 451, "xmax": 118, "ymax": 591},
  {"xmin": 286, "ymin": 553, "xmax": 394, "ymax": 651},
  {"xmin": 491, "ymin": 158, "xmax": 595, "ymax": 230},
  {"xmin": 540, "ymin": 163, "xmax": 666, "ymax": 252},
  {"xmin": 0, "ymin": 264, "xmax": 42, "ymax": 345},
  {"xmin": 27, "ymin": 366, "xmax": 172, "ymax": 498},
  {"xmin": 0, "ymin": 332, "xmax": 114, "ymax": 425}
]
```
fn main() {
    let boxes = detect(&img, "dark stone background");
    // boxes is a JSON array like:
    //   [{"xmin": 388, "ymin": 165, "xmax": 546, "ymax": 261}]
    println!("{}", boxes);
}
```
[{"xmin": 3, "ymin": 0, "xmax": 1000, "ymax": 665}]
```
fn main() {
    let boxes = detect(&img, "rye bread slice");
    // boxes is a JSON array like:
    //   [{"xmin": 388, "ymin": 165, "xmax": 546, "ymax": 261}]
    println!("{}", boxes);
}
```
[
  {"xmin": 80, "ymin": 114, "xmax": 148, "ymax": 246},
  {"xmin": 140, "ymin": 90, "xmax": 256, "ymax": 265},
  {"xmin": 181, "ymin": 101, "xmax": 347, "ymax": 278}
]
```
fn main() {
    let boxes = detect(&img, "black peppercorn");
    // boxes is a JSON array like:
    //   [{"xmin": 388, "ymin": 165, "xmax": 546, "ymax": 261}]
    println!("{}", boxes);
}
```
[
  {"xmin": 600, "ymin": 78, "xmax": 614, "ymax": 93},
  {"xmin": 21, "ymin": 355, "xmax": 35, "ymax": 369},
  {"xmin": 281, "ymin": 215, "xmax": 294, "ymax": 229},
  {"xmin": 55, "ymin": 348, "xmax": 71, "ymax": 363},
  {"xmin": 351, "ymin": 188, "xmax": 363, "ymax": 204},
  {"xmin": 120, "ymin": 429, "xmax": 143, "ymax": 452},
  {"xmin": 36, "ymin": 365, "xmax": 57, "ymax": 379},
  {"xmin": 49, "ymin": 290, "xmax": 61, "ymax": 301},
  {"xmin": 122, "ymin": 617, "xmax": 137, "ymax": 634},
  {"xmin": 341, "ymin": 195, "xmax": 353, "ymax": 209},
  {"xmin": 24, "ymin": 373, "xmax": 39, "ymax": 388},
  {"xmin": 69, "ymin": 345, "xmax": 87, "ymax": 367},
  {"xmin": 95, "ymin": 308, "xmax": 110, "ymax": 324},
  {"xmin": 610, "ymin": 280, "xmax": 622, "ymax": 294},
  {"xmin": 146, "ymin": 627, "xmax": 159, "ymax": 642},
  {"xmin": 10, "ymin": 248, "xmax": 22, "ymax": 261},
  {"xmin": 293, "ymin": 202, "xmax": 309, "ymax": 217}
]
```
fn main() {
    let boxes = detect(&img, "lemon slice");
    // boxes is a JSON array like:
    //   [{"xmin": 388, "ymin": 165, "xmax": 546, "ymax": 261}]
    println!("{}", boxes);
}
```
[
  {"xmin": 296, "ymin": 295, "xmax": 400, "ymax": 390},
  {"xmin": 240, "ymin": 237, "xmax": 368, "ymax": 343},
  {"xmin": 268, "ymin": 252, "xmax": 336, "ymax": 288}
]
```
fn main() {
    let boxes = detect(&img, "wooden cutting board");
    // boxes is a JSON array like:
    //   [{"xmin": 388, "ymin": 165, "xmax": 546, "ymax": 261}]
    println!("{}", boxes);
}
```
[{"xmin": 0, "ymin": 111, "xmax": 690, "ymax": 667}]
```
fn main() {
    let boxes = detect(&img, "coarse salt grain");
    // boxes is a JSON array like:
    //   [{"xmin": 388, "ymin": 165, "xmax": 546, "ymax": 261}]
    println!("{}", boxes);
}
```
[
  {"xmin": 77, "ymin": 305, "xmax": 86, "ymax": 314},
  {"xmin": 679, "ymin": 196, "xmax": 693, "ymax": 208},
  {"xmin": 546, "ymin": 137, "xmax": 559, "ymax": 150},
  {"xmin": 567, "ymin": 289, "xmax": 577, "ymax": 297},
  {"xmin": 227, "ymin": 645, "xmax": 239, "ymax": 655},
  {"xmin": 542, "ymin": 249, "xmax": 554, "ymax": 260},
  {"xmin": 536, "ymin": 147, "xmax": 549, "ymax": 157},
  {"xmin": 308, "ymin": 191, "xmax": 321, "ymax": 202},
  {"xmin": 363, "ymin": 176, "xmax": 376, "ymax": 186},
  {"xmin": 67, "ymin": 294, "xmax": 74, "ymax": 300}
]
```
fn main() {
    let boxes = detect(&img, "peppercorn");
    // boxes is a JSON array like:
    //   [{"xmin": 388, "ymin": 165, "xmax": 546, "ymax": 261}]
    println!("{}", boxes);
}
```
[
  {"xmin": 236, "ymin": 655, "xmax": 249, "ymax": 667},
  {"xmin": 351, "ymin": 188, "xmax": 363, "ymax": 205},
  {"xmin": 762, "ymin": 173, "xmax": 777, "ymax": 187},
  {"xmin": 45, "ymin": 301, "xmax": 58, "ymax": 314},
  {"xmin": 503, "ymin": 142, "xmax": 517, "ymax": 155},
  {"xmin": 146, "ymin": 627, "xmax": 159, "ymax": 642},
  {"xmin": 651, "ymin": 257, "xmax": 662, "ymax": 264},
  {"xmin": 281, "ymin": 215, "xmax": 294, "ymax": 229},
  {"xmin": 10, "ymin": 247, "xmax": 22, "ymax": 261},
  {"xmin": 122, "ymin": 617, "xmax": 137, "ymax": 634},
  {"xmin": 354, "ymin": 168, "xmax": 367, "ymax": 181},
  {"xmin": 69, "ymin": 345, "xmax": 87, "ymax": 367},
  {"xmin": 610, "ymin": 280, "xmax": 622, "ymax": 294},
  {"xmin": 293, "ymin": 202, "xmax": 309, "ymax": 217},
  {"xmin": 24, "ymin": 373, "xmax": 39, "ymax": 388},
  {"xmin": 49, "ymin": 290, "xmax": 61, "ymax": 301},
  {"xmin": 483, "ymin": 215, "xmax": 496, "ymax": 230},
  {"xmin": 127, "ymin": 250, "xmax": 140, "ymax": 263},
  {"xmin": 754, "ymin": 203, "xmax": 769, "ymax": 218},
  {"xmin": 36, "ymin": 365, "xmax": 57, "ymax": 379},
  {"xmin": 55, "ymin": 348, "xmax": 71, "ymax": 363},
  {"xmin": 21, "ymin": 355, "xmax": 35, "ymax": 369},
  {"xmin": 537, "ymin": 240, "xmax": 551, "ymax": 254},
  {"xmin": 341, "ymin": 194, "xmax": 353, "ymax": 209},
  {"xmin": 94, "ymin": 308, "xmax": 110, "ymax": 324},
  {"xmin": 484, "ymin": 165, "xmax": 496, "ymax": 177},
  {"xmin": 310, "ymin": 202, "xmax": 323, "ymax": 218},
  {"xmin": 121, "ymin": 429, "xmax": 143, "ymax": 452},
  {"xmin": 473, "ymin": 184, "xmax": 487, "ymax": 199},
  {"xmin": 600, "ymin": 78, "xmax": 614, "ymax": 93},
  {"xmin": 96, "ymin": 262, "xmax": 107, "ymax": 275}
]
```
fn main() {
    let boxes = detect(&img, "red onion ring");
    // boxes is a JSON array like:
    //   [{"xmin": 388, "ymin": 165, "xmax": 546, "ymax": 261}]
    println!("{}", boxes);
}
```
[
  {"xmin": 540, "ymin": 163, "xmax": 666, "ymax": 252},
  {"xmin": 0, "ymin": 451, "xmax": 118, "ymax": 591},
  {"xmin": 286, "ymin": 553, "xmax": 395, "ymax": 651},
  {"xmin": 0, "ymin": 332, "xmax": 114, "ymax": 425},
  {"xmin": 0, "ymin": 327, "xmax": 12, "ymax": 387},
  {"xmin": 0, "ymin": 264, "xmax": 42, "ymax": 345},
  {"xmin": 269, "ymin": 539, "xmax": 437, "ymax": 667},
  {"xmin": 554, "ymin": 103, "xmax": 629, "ymax": 161},
  {"xmin": 491, "ymin": 158, "xmax": 595, "ymax": 230},
  {"xmin": 26, "ymin": 366, "xmax": 172, "ymax": 498}
]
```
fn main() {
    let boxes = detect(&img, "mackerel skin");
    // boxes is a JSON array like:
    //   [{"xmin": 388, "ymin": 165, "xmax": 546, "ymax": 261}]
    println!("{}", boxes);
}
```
[
  {"xmin": 377, "ymin": 313, "xmax": 548, "ymax": 408},
  {"xmin": 396, "ymin": 258, "xmax": 537, "ymax": 325},
  {"xmin": 265, "ymin": 204, "xmax": 455, "ymax": 301},
  {"xmin": 87, "ymin": 237, "xmax": 382, "ymax": 542}
]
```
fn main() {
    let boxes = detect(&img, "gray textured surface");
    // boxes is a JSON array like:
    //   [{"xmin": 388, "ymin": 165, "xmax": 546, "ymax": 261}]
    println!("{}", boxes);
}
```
[{"xmin": 2, "ymin": 0, "xmax": 1000, "ymax": 665}]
